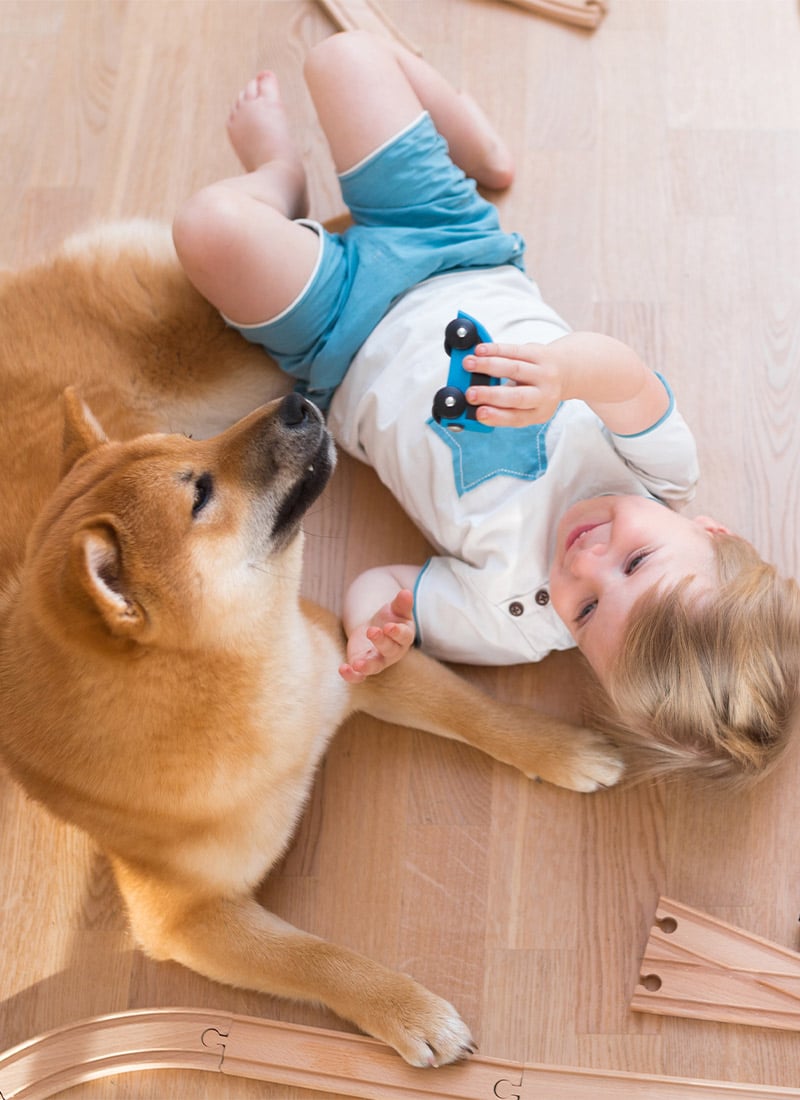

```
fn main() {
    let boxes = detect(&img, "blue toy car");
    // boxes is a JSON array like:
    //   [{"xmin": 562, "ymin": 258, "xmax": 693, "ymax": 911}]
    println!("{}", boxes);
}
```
[{"xmin": 432, "ymin": 311, "xmax": 501, "ymax": 433}]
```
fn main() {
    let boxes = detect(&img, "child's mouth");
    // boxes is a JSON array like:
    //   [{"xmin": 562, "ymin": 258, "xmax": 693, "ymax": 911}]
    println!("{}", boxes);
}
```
[{"xmin": 565, "ymin": 523, "xmax": 602, "ymax": 553}]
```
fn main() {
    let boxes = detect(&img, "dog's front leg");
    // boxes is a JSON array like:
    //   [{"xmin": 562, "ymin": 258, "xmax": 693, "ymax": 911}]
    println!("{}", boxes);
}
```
[
  {"xmin": 354, "ymin": 649, "xmax": 624, "ymax": 792},
  {"xmin": 127, "ymin": 889, "xmax": 475, "ymax": 1068}
]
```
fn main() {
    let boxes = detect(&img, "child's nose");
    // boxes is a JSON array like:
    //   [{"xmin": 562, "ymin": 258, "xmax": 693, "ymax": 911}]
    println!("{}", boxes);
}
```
[{"xmin": 571, "ymin": 540, "xmax": 608, "ymax": 578}]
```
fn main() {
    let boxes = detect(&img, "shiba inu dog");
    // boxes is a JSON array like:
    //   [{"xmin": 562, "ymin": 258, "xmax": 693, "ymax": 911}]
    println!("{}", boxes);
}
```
[{"xmin": 0, "ymin": 221, "xmax": 622, "ymax": 1066}]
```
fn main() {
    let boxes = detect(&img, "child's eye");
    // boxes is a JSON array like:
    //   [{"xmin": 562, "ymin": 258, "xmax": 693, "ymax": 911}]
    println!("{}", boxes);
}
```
[
  {"xmin": 624, "ymin": 550, "xmax": 649, "ymax": 575},
  {"xmin": 575, "ymin": 599, "xmax": 597, "ymax": 624}
]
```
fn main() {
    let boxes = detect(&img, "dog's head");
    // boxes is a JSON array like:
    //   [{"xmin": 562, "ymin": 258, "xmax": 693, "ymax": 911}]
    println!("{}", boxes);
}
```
[{"xmin": 23, "ymin": 388, "xmax": 335, "ymax": 652}]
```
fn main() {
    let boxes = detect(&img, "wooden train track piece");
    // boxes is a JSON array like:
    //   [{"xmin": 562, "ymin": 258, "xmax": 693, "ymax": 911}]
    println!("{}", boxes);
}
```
[
  {"xmin": 632, "ymin": 896, "xmax": 800, "ymax": 1031},
  {"xmin": 1, "ymin": 1008, "xmax": 797, "ymax": 1100},
  {"xmin": 317, "ymin": 0, "xmax": 608, "ymax": 44},
  {"xmin": 316, "ymin": 0, "xmax": 423, "ymax": 54},
  {"xmin": 493, "ymin": 0, "xmax": 608, "ymax": 30}
]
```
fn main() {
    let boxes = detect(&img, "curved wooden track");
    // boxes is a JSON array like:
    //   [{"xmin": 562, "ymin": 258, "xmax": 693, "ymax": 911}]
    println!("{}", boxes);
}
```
[{"xmin": 0, "ymin": 1008, "xmax": 797, "ymax": 1100}]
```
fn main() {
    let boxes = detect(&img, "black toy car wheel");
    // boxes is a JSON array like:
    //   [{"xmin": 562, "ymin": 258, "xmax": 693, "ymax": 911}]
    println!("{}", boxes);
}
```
[
  {"xmin": 443, "ymin": 317, "xmax": 478, "ymax": 355},
  {"xmin": 432, "ymin": 385, "xmax": 467, "ymax": 422}
]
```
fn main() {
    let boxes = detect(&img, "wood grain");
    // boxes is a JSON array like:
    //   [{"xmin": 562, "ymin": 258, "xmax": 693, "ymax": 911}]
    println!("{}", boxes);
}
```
[
  {"xmin": 1, "ymin": 1, "xmax": 800, "ymax": 1097},
  {"xmin": 632, "ymin": 897, "xmax": 800, "ymax": 1031},
  {"xmin": 2, "ymin": 1009, "xmax": 798, "ymax": 1100}
]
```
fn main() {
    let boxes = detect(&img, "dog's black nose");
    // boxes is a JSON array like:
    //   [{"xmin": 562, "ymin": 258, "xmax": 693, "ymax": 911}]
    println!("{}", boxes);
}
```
[{"xmin": 279, "ymin": 392, "xmax": 311, "ymax": 427}]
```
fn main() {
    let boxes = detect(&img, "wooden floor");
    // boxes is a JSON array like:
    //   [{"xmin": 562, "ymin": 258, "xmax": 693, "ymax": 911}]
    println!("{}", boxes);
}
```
[{"xmin": 2, "ymin": 0, "xmax": 800, "ymax": 1096}]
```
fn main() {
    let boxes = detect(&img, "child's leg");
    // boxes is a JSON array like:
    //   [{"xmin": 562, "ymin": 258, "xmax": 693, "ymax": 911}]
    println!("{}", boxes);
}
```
[
  {"xmin": 303, "ymin": 30, "xmax": 513, "ymax": 189},
  {"xmin": 172, "ymin": 72, "xmax": 319, "ymax": 325},
  {"xmin": 173, "ymin": 30, "xmax": 513, "ymax": 332}
]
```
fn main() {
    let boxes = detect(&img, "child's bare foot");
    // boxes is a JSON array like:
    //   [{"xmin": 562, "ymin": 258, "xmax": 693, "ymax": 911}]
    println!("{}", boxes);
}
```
[
  {"xmin": 227, "ymin": 71, "xmax": 309, "ymax": 219},
  {"xmin": 339, "ymin": 589, "xmax": 416, "ymax": 685},
  {"xmin": 456, "ymin": 92, "xmax": 514, "ymax": 191}
]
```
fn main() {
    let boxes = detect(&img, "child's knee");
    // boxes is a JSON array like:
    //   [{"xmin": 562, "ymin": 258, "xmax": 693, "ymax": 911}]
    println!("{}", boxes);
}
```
[
  {"xmin": 172, "ymin": 185, "xmax": 242, "ymax": 276},
  {"xmin": 304, "ymin": 30, "xmax": 387, "ymax": 88}
]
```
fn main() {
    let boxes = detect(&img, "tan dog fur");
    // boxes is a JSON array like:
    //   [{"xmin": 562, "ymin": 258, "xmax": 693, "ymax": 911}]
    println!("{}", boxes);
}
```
[{"xmin": 0, "ymin": 221, "xmax": 623, "ymax": 1066}]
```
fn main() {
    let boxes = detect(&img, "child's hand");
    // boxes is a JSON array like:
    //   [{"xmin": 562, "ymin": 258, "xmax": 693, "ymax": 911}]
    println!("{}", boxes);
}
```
[
  {"xmin": 464, "ymin": 342, "xmax": 567, "ymax": 427},
  {"xmin": 339, "ymin": 588, "xmax": 416, "ymax": 684}
]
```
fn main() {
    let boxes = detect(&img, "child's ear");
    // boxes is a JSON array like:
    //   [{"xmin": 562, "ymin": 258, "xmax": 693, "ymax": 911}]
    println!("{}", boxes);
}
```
[{"xmin": 693, "ymin": 514, "xmax": 731, "ymax": 536}]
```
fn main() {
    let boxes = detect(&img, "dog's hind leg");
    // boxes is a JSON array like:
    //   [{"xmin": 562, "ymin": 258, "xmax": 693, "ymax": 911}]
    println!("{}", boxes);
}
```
[
  {"xmin": 54, "ymin": 219, "xmax": 292, "ymax": 439},
  {"xmin": 118, "ymin": 877, "xmax": 476, "ymax": 1068},
  {"xmin": 353, "ymin": 648, "xmax": 625, "ymax": 792}
]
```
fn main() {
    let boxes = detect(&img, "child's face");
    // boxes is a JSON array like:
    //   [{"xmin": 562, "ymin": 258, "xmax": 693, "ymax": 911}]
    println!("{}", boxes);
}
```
[{"xmin": 548, "ymin": 495, "xmax": 725, "ymax": 681}]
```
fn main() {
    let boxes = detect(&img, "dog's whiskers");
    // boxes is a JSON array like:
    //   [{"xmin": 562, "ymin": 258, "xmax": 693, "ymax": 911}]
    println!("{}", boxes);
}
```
[{"xmin": 248, "ymin": 561, "xmax": 303, "ymax": 581}]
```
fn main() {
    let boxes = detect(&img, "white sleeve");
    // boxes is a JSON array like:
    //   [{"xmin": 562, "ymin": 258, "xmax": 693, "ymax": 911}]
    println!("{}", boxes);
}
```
[
  {"xmin": 609, "ymin": 375, "xmax": 699, "ymax": 506},
  {"xmin": 413, "ymin": 557, "xmax": 573, "ymax": 666}
]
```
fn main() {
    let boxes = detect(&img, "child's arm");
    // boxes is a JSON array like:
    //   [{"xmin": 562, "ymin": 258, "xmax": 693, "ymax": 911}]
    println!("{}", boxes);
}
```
[
  {"xmin": 464, "ymin": 332, "xmax": 670, "ymax": 435},
  {"xmin": 339, "ymin": 564, "xmax": 422, "ymax": 684}
]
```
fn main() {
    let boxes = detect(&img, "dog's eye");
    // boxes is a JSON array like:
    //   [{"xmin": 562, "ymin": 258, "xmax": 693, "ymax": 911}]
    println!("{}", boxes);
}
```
[{"xmin": 192, "ymin": 473, "xmax": 214, "ymax": 517}]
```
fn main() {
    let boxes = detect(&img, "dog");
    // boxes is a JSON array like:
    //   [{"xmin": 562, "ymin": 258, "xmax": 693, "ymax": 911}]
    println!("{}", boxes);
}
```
[{"xmin": 0, "ymin": 220, "xmax": 623, "ymax": 1067}]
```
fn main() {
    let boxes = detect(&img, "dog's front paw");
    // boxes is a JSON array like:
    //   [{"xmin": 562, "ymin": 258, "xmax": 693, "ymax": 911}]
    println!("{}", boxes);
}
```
[
  {"xmin": 366, "ymin": 978, "xmax": 476, "ymax": 1067},
  {"xmin": 537, "ymin": 728, "xmax": 625, "ymax": 793}
]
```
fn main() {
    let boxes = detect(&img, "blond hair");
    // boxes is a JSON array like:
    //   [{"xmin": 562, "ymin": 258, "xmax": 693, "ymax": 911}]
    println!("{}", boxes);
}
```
[{"xmin": 598, "ymin": 534, "xmax": 800, "ymax": 785}]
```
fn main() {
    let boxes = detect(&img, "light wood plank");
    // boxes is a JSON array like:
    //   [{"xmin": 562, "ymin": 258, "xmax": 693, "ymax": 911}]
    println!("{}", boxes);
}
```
[
  {"xmin": 632, "ymin": 897, "xmax": 800, "ymax": 1031},
  {"xmin": 2, "ymin": 1, "xmax": 800, "ymax": 1096},
  {"xmin": 2, "ymin": 1009, "xmax": 798, "ymax": 1100}
]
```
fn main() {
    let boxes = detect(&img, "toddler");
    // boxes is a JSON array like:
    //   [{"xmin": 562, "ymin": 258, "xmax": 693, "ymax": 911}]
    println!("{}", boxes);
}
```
[{"xmin": 173, "ymin": 30, "xmax": 800, "ymax": 782}]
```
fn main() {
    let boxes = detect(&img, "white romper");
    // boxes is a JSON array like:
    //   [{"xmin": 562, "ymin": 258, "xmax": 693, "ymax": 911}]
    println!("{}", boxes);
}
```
[{"xmin": 328, "ymin": 265, "xmax": 699, "ymax": 666}]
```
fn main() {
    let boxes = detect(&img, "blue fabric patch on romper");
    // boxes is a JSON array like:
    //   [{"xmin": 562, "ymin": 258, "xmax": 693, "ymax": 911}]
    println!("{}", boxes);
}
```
[{"xmin": 427, "ymin": 417, "xmax": 553, "ymax": 495}]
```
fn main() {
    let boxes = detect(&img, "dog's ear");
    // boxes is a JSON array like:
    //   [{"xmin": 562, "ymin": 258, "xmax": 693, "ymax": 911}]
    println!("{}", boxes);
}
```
[
  {"xmin": 62, "ymin": 386, "xmax": 108, "ymax": 476},
  {"xmin": 71, "ymin": 522, "xmax": 147, "ymax": 639}
]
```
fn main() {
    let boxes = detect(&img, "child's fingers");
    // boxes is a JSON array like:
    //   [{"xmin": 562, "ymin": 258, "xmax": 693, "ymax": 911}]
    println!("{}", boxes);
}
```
[
  {"xmin": 338, "ymin": 662, "xmax": 367, "ymax": 684},
  {"xmin": 383, "ymin": 622, "xmax": 416, "ymax": 649},
  {"xmin": 342, "ymin": 649, "xmax": 386, "ymax": 679},
  {"xmin": 366, "ymin": 623, "xmax": 414, "ymax": 656},
  {"xmin": 466, "ymin": 382, "xmax": 531, "ymax": 409},
  {"xmin": 463, "ymin": 354, "xmax": 511, "ymax": 381},
  {"xmin": 465, "ymin": 344, "xmax": 540, "ymax": 381},
  {"xmin": 341, "ymin": 644, "xmax": 395, "ymax": 682},
  {"xmin": 341, "ymin": 601, "xmax": 415, "ymax": 685},
  {"xmin": 389, "ymin": 588, "xmax": 414, "ymax": 621},
  {"xmin": 473, "ymin": 402, "xmax": 549, "ymax": 428}
]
